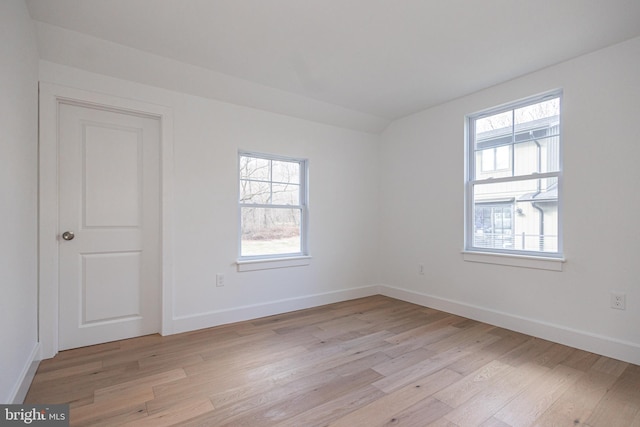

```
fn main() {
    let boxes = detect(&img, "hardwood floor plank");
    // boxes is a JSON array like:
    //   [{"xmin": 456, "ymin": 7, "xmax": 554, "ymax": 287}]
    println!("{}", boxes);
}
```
[
  {"xmin": 479, "ymin": 417, "xmax": 512, "ymax": 427},
  {"xmin": 424, "ymin": 322, "xmax": 497, "ymax": 353},
  {"xmin": 384, "ymin": 315, "xmax": 462, "ymax": 345},
  {"xmin": 372, "ymin": 347, "xmax": 435, "ymax": 376},
  {"xmin": 553, "ymin": 347, "xmax": 600, "ymax": 372},
  {"xmin": 224, "ymin": 368, "xmax": 382, "ymax": 427},
  {"xmin": 184, "ymin": 343, "xmax": 310, "ymax": 379},
  {"xmin": 373, "ymin": 329, "xmax": 501, "ymax": 393},
  {"xmin": 585, "ymin": 364, "xmax": 640, "ymax": 426},
  {"xmin": 426, "ymin": 418, "xmax": 460, "ymax": 427},
  {"xmin": 137, "ymin": 353, "xmax": 204, "ymax": 371},
  {"xmin": 443, "ymin": 362, "xmax": 549, "ymax": 426},
  {"xmin": 93, "ymin": 368, "xmax": 186, "ymax": 401},
  {"xmin": 195, "ymin": 344, "xmax": 388, "ymax": 415},
  {"xmin": 493, "ymin": 364, "xmax": 584, "ymax": 427},
  {"xmin": 67, "ymin": 370, "xmax": 188, "ymax": 424},
  {"xmin": 70, "ymin": 388, "xmax": 154, "ymax": 425},
  {"xmin": 379, "ymin": 396, "xmax": 452, "ymax": 427},
  {"xmin": 532, "ymin": 369, "xmax": 619, "ymax": 427},
  {"xmin": 25, "ymin": 361, "xmax": 140, "ymax": 406},
  {"xmin": 174, "ymin": 368, "xmax": 345, "ymax": 425},
  {"xmin": 272, "ymin": 385, "xmax": 386, "ymax": 427},
  {"xmin": 328, "ymin": 368, "xmax": 463, "ymax": 427},
  {"xmin": 31, "ymin": 361, "xmax": 103, "ymax": 384},
  {"xmin": 311, "ymin": 316, "xmax": 373, "ymax": 340},
  {"xmin": 122, "ymin": 397, "xmax": 214, "ymax": 427},
  {"xmin": 86, "ymin": 402, "xmax": 149, "ymax": 427},
  {"xmin": 331, "ymin": 351, "xmax": 392, "ymax": 376},
  {"xmin": 590, "ymin": 355, "xmax": 629, "ymax": 376},
  {"xmin": 384, "ymin": 311, "xmax": 457, "ymax": 335},
  {"xmin": 446, "ymin": 330, "xmax": 530, "ymax": 376},
  {"xmin": 498, "ymin": 337, "xmax": 555, "ymax": 367},
  {"xmin": 532, "ymin": 342, "xmax": 576, "ymax": 368},
  {"xmin": 433, "ymin": 359, "xmax": 513, "ymax": 408}
]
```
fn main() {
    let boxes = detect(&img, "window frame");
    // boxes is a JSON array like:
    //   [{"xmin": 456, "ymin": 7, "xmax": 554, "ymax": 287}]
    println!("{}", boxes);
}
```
[
  {"xmin": 464, "ymin": 91, "xmax": 564, "ymax": 260},
  {"xmin": 237, "ymin": 150, "xmax": 309, "ymax": 262}
]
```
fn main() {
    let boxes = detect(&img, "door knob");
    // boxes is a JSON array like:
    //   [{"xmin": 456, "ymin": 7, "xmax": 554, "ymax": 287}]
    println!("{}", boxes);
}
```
[{"xmin": 62, "ymin": 231, "xmax": 75, "ymax": 241}]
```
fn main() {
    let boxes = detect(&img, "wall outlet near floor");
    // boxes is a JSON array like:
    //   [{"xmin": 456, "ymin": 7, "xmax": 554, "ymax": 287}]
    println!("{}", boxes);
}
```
[
  {"xmin": 610, "ymin": 292, "xmax": 626, "ymax": 310},
  {"xmin": 216, "ymin": 273, "xmax": 225, "ymax": 287}
]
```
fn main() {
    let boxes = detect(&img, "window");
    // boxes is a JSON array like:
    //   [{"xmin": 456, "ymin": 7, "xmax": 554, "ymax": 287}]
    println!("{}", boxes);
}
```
[
  {"xmin": 239, "ymin": 152, "xmax": 308, "ymax": 259},
  {"xmin": 481, "ymin": 145, "xmax": 511, "ymax": 172},
  {"xmin": 465, "ymin": 92, "xmax": 562, "ymax": 257}
]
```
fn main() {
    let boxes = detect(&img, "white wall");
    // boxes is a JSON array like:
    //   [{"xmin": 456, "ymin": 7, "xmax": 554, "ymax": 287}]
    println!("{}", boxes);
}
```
[
  {"xmin": 39, "ymin": 60, "xmax": 381, "ymax": 334},
  {"xmin": 379, "ymin": 36, "xmax": 640, "ymax": 364},
  {"xmin": 0, "ymin": 0, "xmax": 40, "ymax": 403}
]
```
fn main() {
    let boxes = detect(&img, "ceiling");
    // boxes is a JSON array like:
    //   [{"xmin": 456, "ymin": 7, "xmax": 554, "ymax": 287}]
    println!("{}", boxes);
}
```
[{"xmin": 26, "ymin": 0, "xmax": 640, "ymax": 127}]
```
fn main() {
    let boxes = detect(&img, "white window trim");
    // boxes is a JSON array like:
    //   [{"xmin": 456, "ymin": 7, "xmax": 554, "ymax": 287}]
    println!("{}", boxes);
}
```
[
  {"xmin": 462, "ymin": 251, "xmax": 564, "ymax": 271},
  {"xmin": 237, "ymin": 150, "xmax": 309, "ymax": 267},
  {"xmin": 236, "ymin": 256, "xmax": 312, "ymax": 272},
  {"xmin": 464, "ymin": 91, "xmax": 564, "ymax": 265}
]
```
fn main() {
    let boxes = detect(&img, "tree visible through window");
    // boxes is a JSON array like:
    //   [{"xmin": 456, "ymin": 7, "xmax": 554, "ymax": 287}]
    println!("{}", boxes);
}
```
[
  {"xmin": 239, "ymin": 152, "xmax": 308, "ymax": 258},
  {"xmin": 466, "ymin": 92, "xmax": 562, "ymax": 256}
]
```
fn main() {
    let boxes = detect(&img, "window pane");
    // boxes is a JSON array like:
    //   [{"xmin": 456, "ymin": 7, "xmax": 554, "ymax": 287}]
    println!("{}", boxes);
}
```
[
  {"xmin": 476, "ymin": 146, "xmax": 512, "ymax": 179},
  {"xmin": 272, "ymin": 160, "xmax": 300, "ymax": 184},
  {"xmin": 495, "ymin": 145, "xmax": 510, "ymax": 170},
  {"xmin": 512, "ymin": 136, "xmax": 561, "ymax": 176},
  {"xmin": 474, "ymin": 203, "xmax": 513, "ymax": 250},
  {"xmin": 473, "ymin": 178, "xmax": 558, "ymax": 253},
  {"xmin": 241, "ymin": 207, "xmax": 301, "ymax": 256},
  {"xmin": 481, "ymin": 149, "xmax": 495, "ymax": 172},
  {"xmin": 514, "ymin": 98, "xmax": 560, "ymax": 135},
  {"xmin": 475, "ymin": 111, "xmax": 513, "ymax": 149},
  {"xmin": 240, "ymin": 156, "xmax": 270, "ymax": 181},
  {"xmin": 240, "ymin": 180, "xmax": 270, "ymax": 204},
  {"xmin": 272, "ymin": 183, "xmax": 300, "ymax": 205}
]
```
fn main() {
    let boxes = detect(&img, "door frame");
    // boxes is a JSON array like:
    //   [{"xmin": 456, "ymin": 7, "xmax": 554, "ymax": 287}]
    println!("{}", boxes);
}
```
[{"xmin": 38, "ymin": 82, "xmax": 175, "ymax": 359}]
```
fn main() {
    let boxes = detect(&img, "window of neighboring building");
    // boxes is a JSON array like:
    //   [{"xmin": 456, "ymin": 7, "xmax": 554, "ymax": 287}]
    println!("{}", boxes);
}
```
[
  {"xmin": 481, "ymin": 145, "xmax": 511, "ymax": 172},
  {"xmin": 474, "ymin": 203, "xmax": 514, "ymax": 250},
  {"xmin": 465, "ymin": 92, "xmax": 562, "ymax": 257},
  {"xmin": 238, "ymin": 151, "xmax": 308, "ymax": 259}
]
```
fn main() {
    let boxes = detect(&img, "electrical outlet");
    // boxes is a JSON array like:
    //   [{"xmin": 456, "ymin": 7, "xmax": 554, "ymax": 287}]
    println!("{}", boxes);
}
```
[
  {"xmin": 216, "ymin": 273, "xmax": 225, "ymax": 287},
  {"xmin": 610, "ymin": 292, "xmax": 626, "ymax": 310},
  {"xmin": 419, "ymin": 264, "xmax": 425, "ymax": 275}
]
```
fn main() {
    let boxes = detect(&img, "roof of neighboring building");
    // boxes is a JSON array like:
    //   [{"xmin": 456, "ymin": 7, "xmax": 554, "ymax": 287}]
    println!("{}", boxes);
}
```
[{"xmin": 518, "ymin": 182, "xmax": 558, "ymax": 203}]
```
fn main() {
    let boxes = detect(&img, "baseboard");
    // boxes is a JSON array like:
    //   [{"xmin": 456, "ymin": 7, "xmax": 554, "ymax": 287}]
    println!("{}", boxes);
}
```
[
  {"xmin": 171, "ymin": 285, "xmax": 379, "ymax": 334},
  {"xmin": 9, "ymin": 342, "xmax": 41, "ymax": 404},
  {"xmin": 378, "ymin": 284, "xmax": 640, "ymax": 366}
]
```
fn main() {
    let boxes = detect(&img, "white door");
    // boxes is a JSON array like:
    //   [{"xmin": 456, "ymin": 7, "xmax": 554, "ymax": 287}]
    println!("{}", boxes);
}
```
[{"xmin": 58, "ymin": 102, "xmax": 161, "ymax": 351}]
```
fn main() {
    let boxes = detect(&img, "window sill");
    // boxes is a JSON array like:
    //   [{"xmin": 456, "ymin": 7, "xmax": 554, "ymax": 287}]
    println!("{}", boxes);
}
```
[
  {"xmin": 462, "ymin": 251, "xmax": 565, "ymax": 271},
  {"xmin": 236, "ymin": 256, "xmax": 311, "ymax": 272}
]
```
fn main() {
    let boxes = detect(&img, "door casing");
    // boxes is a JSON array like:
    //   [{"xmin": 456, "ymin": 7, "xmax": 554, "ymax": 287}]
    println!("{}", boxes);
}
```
[{"xmin": 38, "ymin": 83, "xmax": 175, "ymax": 359}]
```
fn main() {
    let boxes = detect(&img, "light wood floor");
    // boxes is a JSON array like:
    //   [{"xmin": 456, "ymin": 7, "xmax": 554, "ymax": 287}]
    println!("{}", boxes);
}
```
[{"xmin": 26, "ymin": 296, "xmax": 640, "ymax": 426}]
